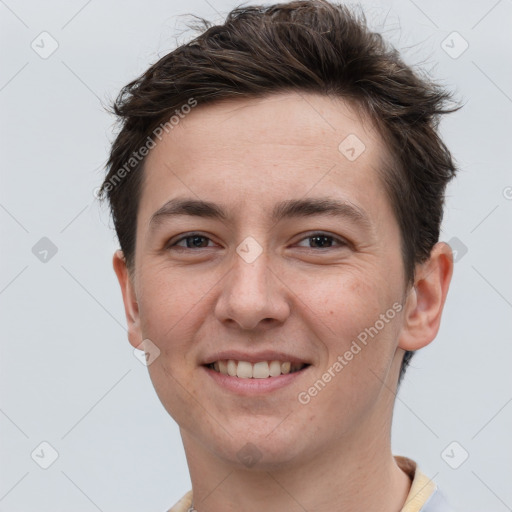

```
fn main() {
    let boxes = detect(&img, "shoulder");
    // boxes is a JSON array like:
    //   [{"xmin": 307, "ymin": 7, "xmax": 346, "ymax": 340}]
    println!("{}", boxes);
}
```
[
  {"xmin": 395, "ymin": 455, "xmax": 457, "ymax": 512},
  {"xmin": 421, "ymin": 489, "xmax": 458, "ymax": 512},
  {"xmin": 166, "ymin": 489, "xmax": 193, "ymax": 512}
]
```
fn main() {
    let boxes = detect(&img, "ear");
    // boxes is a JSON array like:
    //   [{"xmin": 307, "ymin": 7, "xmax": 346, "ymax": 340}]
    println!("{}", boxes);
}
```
[
  {"xmin": 112, "ymin": 250, "xmax": 142, "ymax": 350},
  {"xmin": 398, "ymin": 242, "xmax": 454, "ymax": 351}
]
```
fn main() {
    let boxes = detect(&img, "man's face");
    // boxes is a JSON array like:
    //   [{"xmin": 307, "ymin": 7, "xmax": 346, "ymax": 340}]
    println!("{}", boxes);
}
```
[{"xmin": 120, "ymin": 92, "xmax": 411, "ymax": 468}]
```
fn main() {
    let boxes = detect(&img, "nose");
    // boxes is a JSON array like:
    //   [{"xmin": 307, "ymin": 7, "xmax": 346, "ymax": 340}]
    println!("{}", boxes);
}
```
[{"xmin": 214, "ymin": 249, "xmax": 291, "ymax": 331}]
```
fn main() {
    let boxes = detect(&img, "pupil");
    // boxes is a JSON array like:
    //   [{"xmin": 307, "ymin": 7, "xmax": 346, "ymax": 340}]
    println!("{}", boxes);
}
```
[
  {"xmin": 189, "ymin": 236, "xmax": 207, "ymax": 248},
  {"xmin": 311, "ymin": 235, "xmax": 331, "ymax": 248}
]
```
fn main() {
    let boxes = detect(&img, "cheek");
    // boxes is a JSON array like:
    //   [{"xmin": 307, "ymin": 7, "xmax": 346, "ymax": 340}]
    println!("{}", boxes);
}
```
[
  {"xmin": 145, "ymin": 357, "xmax": 204, "ymax": 434},
  {"xmin": 297, "ymin": 266, "xmax": 394, "ymax": 334},
  {"xmin": 136, "ymin": 266, "xmax": 209, "ymax": 426},
  {"xmin": 302, "ymin": 277, "xmax": 403, "ymax": 430},
  {"xmin": 136, "ymin": 262, "xmax": 215, "ymax": 344},
  {"xmin": 310, "ymin": 269, "xmax": 403, "ymax": 380}
]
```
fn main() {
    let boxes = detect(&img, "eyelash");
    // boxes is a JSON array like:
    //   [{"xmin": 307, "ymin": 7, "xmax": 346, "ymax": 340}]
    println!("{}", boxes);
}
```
[{"xmin": 168, "ymin": 232, "xmax": 348, "ymax": 251}]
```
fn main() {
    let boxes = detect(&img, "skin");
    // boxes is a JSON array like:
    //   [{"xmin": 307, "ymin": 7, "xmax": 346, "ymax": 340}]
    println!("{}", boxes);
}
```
[{"xmin": 113, "ymin": 92, "xmax": 453, "ymax": 512}]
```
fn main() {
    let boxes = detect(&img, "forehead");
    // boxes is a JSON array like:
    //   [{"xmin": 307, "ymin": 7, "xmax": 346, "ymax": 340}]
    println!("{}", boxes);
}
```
[{"xmin": 139, "ymin": 92, "xmax": 392, "ymax": 224}]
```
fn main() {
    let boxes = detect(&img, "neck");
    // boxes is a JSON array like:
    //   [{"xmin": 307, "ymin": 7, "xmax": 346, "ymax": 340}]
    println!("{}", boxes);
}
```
[{"xmin": 181, "ymin": 410, "xmax": 411, "ymax": 512}]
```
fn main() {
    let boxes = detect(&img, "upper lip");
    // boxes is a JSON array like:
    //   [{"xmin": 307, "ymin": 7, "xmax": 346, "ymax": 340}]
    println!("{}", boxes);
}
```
[{"xmin": 202, "ymin": 350, "xmax": 311, "ymax": 365}]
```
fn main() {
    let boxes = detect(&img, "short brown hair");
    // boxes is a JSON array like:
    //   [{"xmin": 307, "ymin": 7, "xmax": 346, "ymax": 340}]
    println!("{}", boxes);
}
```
[{"xmin": 99, "ymin": 0, "xmax": 459, "ymax": 384}]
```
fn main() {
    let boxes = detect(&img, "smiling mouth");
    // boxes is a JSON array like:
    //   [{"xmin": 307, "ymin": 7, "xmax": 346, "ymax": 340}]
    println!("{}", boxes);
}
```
[{"xmin": 205, "ymin": 359, "xmax": 310, "ymax": 379}]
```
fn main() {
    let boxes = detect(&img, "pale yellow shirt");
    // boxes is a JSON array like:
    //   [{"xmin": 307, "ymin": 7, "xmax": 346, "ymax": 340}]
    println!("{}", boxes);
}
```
[{"xmin": 166, "ymin": 455, "xmax": 450, "ymax": 512}]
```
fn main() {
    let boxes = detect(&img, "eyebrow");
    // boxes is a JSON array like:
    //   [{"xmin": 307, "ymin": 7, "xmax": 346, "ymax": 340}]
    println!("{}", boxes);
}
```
[{"xmin": 149, "ymin": 196, "xmax": 371, "ymax": 230}]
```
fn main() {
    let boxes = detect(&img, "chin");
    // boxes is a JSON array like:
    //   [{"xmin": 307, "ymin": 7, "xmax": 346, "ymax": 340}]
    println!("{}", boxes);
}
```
[{"xmin": 213, "ymin": 425, "xmax": 307, "ymax": 470}]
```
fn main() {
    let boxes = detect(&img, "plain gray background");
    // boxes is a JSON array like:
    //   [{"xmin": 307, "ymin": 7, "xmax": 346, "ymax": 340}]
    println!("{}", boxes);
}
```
[{"xmin": 1, "ymin": 0, "xmax": 511, "ymax": 510}]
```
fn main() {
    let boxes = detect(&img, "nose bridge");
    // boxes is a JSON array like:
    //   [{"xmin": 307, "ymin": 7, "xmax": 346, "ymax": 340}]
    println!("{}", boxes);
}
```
[{"xmin": 214, "ymin": 239, "xmax": 289, "ymax": 329}]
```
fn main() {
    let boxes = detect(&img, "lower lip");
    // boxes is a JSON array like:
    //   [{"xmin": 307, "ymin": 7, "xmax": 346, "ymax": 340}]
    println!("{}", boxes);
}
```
[{"xmin": 203, "ymin": 365, "xmax": 309, "ymax": 395}]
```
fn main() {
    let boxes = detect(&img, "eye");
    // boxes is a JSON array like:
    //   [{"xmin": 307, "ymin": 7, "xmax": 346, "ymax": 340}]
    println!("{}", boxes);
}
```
[
  {"xmin": 166, "ymin": 231, "xmax": 348, "ymax": 251},
  {"xmin": 295, "ymin": 232, "xmax": 347, "ymax": 249},
  {"xmin": 168, "ymin": 233, "xmax": 216, "ymax": 250}
]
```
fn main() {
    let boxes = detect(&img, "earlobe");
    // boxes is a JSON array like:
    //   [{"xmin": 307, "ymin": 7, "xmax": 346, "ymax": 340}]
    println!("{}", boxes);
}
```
[
  {"xmin": 398, "ymin": 242, "xmax": 454, "ymax": 351},
  {"xmin": 112, "ymin": 250, "xmax": 142, "ymax": 349}
]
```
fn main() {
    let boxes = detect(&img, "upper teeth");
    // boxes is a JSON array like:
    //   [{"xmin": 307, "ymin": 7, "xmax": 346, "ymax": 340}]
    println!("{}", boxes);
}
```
[{"xmin": 211, "ymin": 360, "xmax": 305, "ymax": 379}]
